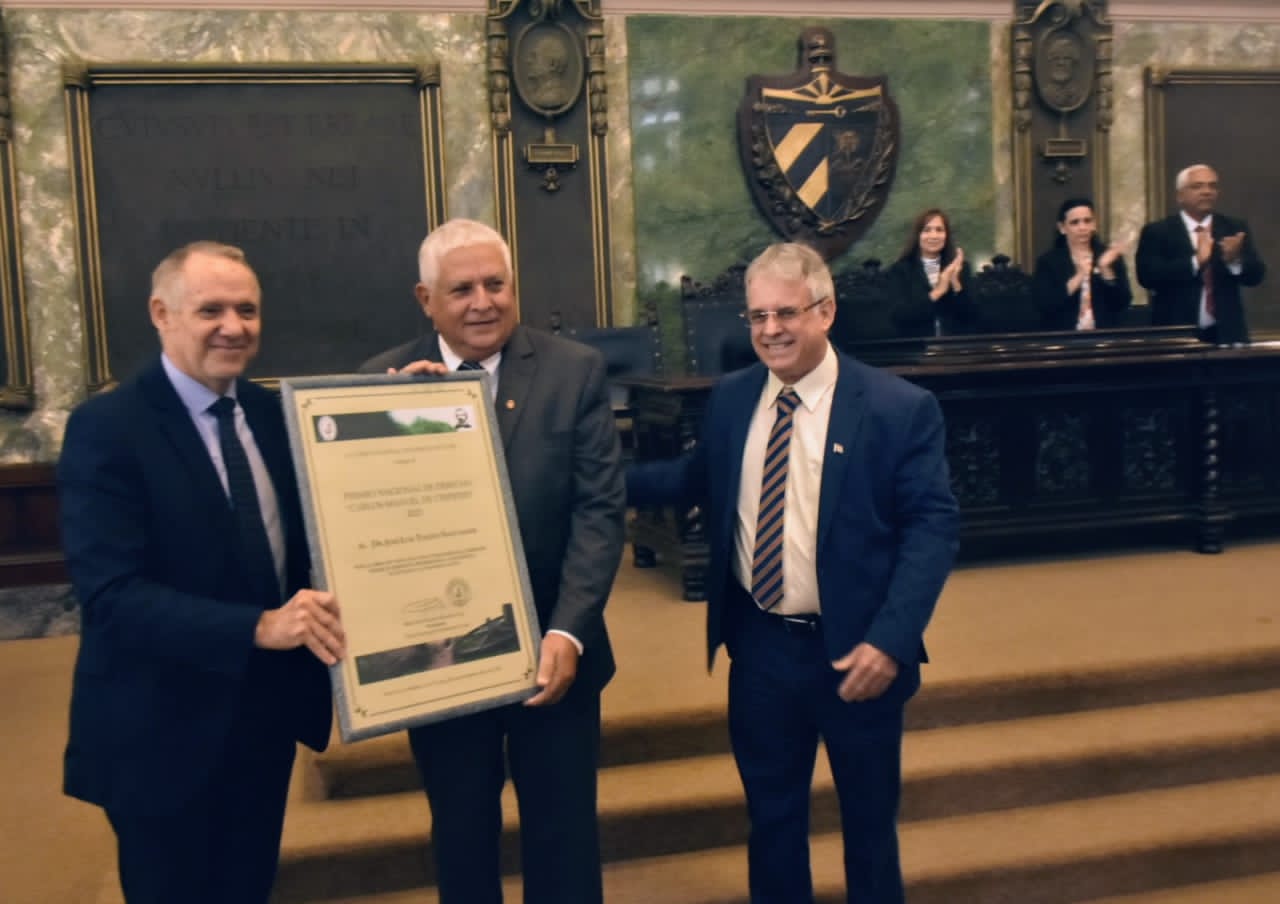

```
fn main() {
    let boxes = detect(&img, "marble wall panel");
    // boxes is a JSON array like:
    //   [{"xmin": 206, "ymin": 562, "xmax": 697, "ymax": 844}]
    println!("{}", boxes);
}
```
[
  {"xmin": 625, "ymin": 16, "xmax": 997, "ymax": 321},
  {"xmin": 0, "ymin": 10, "xmax": 491, "ymax": 460},
  {"xmin": 1109, "ymin": 21, "xmax": 1280, "ymax": 305}
]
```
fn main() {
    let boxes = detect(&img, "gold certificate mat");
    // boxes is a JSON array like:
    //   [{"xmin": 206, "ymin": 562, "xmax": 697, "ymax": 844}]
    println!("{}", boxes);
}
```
[{"xmin": 281, "ymin": 372, "xmax": 540, "ymax": 742}]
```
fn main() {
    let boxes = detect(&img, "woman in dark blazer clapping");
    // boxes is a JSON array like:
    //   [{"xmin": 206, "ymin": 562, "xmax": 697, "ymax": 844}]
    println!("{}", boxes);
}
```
[
  {"xmin": 1033, "ymin": 197, "xmax": 1132, "ymax": 331},
  {"xmin": 886, "ymin": 208, "xmax": 976, "ymax": 337}
]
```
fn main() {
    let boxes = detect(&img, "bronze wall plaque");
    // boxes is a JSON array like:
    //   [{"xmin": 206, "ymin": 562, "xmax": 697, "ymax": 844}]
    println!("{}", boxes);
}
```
[{"xmin": 64, "ymin": 64, "xmax": 447, "ymax": 392}]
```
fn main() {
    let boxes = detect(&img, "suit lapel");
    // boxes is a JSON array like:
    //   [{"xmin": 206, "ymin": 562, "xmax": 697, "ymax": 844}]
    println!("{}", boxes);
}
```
[
  {"xmin": 1169, "ymin": 215, "xmax": 1194, "ymax": 256},
  {"xmin": 912, "ymin": 260, "xmax": 931, "ymax": 294},
  {"xmin": 723, "ymin": 366, "xmax": 768, "ymax": 512},
  {"xmin": 816, "ymin": 355, "xmax": 867, "ymax": 554},
  {"xmin": 138, "ymin": 361, "xmax": 232, "ymax": 518},
  {"xmin": 494, "ymin": 326, "xmax": 535, "ymax": 447},
  {"xmin": 417, "ymin": 334, "xmax": 445, "ymax": 366}
]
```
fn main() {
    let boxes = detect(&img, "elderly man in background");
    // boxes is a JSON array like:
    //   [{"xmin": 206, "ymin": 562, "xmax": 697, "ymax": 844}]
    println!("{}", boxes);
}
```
[{"xmin": 1136, "ymin": 163, "xmax": 1266, "ymax": 345}]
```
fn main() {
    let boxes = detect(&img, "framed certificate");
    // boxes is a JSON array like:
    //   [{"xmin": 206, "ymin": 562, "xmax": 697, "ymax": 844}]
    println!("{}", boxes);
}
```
[{"xmin": 280, "ymin": 372, "xmax": 541, "ymax": 742}]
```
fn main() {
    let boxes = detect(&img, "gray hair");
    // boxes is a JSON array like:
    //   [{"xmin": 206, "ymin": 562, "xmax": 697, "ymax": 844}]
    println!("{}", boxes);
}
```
[
  {"xmin": 744, "ymin": 242, "xmax": 835, "ymax": 306},
  {"xmin": 417, "ymin": 219, "xmax": 513, "ymax": 290},
  {"xmin": 151, "ymin": 241, "xmax": 250, "ymax": 310},
  {"xmin": 1175, "ymin": 164, "xmax": 1214, "ymax": 191}
]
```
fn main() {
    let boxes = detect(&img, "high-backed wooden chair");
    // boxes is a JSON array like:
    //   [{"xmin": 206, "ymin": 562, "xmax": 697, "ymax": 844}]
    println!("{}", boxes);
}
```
[
  {"xmin": 832, "ymin": 258, "xmax": 896, "ymax": 349},
  {"xmin": 970, "ymin": 254, "xmax": 1040, "ymax": 334},
  {"xmin": 559, "ymin": 310, "xmax": 664, "ymax": 459},
  {"xmin": 681, "ymin": 264, "xmax": 757, "ymax": 376}
]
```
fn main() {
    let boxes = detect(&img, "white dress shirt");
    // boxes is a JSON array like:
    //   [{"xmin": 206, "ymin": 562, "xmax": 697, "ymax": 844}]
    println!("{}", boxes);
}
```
[
  {"xmin": 733, "ymin": 344, "xmax": 838, "ymax": 616},
  {"xmin": 1180, "ymin": 210, "xmax": 1244, "ymax": 329},
  {"xmin": 437, "ymin": 339, "xmax": 502, "ymax": 402}
]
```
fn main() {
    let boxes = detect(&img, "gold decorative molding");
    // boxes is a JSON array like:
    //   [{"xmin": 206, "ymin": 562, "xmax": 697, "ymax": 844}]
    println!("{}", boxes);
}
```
[
  {"xmin": 1143, "ymin": 67, "xmax": 1280, "ymax": 220},
  {"xmin": 0, "ymin": 11, "xmax": 31, "ymax": 409}
]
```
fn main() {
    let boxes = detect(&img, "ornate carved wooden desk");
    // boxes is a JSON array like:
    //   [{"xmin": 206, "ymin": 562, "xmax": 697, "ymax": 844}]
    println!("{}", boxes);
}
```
[{"xmin": 623, "ymin": 331, "xmax": 1280, "ymax": 601}]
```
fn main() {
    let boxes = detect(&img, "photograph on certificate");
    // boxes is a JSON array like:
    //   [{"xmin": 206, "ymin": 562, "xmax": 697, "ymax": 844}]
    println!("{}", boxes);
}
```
[{"xmin": 281, "ymin": 373, "xmax": 541, "ymax": 742}]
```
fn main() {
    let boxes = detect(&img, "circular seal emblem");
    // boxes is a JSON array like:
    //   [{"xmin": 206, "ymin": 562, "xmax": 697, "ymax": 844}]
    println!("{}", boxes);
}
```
[
  {"xmin": 446, "ymin": 578, "xmax": 472, "ymax": 607},
  {"xmin": 317, "ymin": 415, "xmax": 338, "ymax": 442}
]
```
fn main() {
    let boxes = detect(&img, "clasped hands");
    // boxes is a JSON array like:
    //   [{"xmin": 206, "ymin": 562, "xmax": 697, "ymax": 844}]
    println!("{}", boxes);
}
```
[
  {"xmin": 1075, "ymin": 240, "xmax": 1127, "ymax": 284},
  {"xmin": 930, "ymin": 248, "xmax": 965, "ymax": 301},
  {"xmin": 1197, "ymin": 229, "xmax": 1247, "ymax": 267}
]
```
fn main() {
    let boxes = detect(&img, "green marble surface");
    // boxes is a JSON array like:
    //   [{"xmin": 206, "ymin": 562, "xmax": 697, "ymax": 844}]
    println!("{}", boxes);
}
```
[
  {"xmin": 625, "ymin": 16, "xmax": 998, "ymax": 324},
  {"xmin": 1109, "ymin": 21, "xmax": 1280, "ymax": 296}
]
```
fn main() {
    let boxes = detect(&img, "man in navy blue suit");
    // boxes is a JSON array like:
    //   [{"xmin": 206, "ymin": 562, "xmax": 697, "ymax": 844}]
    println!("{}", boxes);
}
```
[
  {"xmin": 629, "ymin": 242, "xmax": 959, "ymax": 903},
  {"xmin": 58, "ymin": 242, "xmax": 345, "ymax": 904}
]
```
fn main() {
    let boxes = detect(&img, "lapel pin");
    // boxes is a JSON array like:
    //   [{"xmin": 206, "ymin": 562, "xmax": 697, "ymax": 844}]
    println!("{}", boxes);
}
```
[
  {"xmin": 833, "ymin": 443, "xmax": 845, "ymax": 454},
  {"xmin": 505, "ymin": 399, "xmax": 516, "ymax": 410}
]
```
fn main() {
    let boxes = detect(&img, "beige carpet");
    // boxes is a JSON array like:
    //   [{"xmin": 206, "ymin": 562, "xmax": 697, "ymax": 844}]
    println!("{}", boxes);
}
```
[{"xmin": 3, "ymin": 539, "xmax": 1279, "ymax": 904}]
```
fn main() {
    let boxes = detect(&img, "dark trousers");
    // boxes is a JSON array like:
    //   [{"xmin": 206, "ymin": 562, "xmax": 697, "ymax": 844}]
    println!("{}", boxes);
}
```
[
  {"xmin": 408, "ymin": 682, "xmax": 604, "ymax": 904},
  {"xmin": 726, "ymin": 591, "xmax": 908, "ymax": 904},
  {"xmin": 106, "ymin": 728, "xmax": 296, "ymax": 904}
]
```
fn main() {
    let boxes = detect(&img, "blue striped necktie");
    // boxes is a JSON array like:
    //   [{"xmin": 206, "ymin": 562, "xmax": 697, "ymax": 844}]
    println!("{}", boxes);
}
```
[
  {"xmin": 751, "ymin": 387, "xmax": 800, "ymax": 612},
  {"xmin": 457, "ymin": 360, "xmax": 484, "ymax": 371},
  {"xmin": 208, "ymin": 396, "xmax": 278, "ymax": 602}
]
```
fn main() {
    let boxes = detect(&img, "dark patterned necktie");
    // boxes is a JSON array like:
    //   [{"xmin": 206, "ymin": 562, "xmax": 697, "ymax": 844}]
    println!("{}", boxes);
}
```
[
  {"xmin": 209, "ymin": 396, "xmax": 278, "ymax": 602},
  {"xmin": 457, "ymin": 360, "xmax": 484, "ymax": 371},
  {"xmin": 751, "ymin": 387, "xmax": 800, "ymax": 612},
  {"xmin": 1195, "ymin": 224, "xmax": 1216, "ymax": 317}
]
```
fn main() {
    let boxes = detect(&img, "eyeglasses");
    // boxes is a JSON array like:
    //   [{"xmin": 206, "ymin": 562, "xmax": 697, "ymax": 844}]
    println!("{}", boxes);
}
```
[{"xmin": 740, "ymin": 298, "xmax": 828, "ymax": 328}]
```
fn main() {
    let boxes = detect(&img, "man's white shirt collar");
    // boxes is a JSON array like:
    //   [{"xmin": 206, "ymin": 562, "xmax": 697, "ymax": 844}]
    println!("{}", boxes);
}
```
[{"xmin": 762, "ymin": 342, "xmax": 838, "ymax": 412}]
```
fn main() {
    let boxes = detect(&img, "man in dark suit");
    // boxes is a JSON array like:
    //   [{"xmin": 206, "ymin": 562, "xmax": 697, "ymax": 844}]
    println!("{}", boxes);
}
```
[
  {"xmin": 628, "ymin": 242, "xmax": 959, "ymax": 903},
  {"xmin": 361, "ymin": 218, "xmax": 625, "ymax": 904},
  {"xmin": 58, "ymin": 241, "xmax": 345, "ymax": 904},
  {"xmin": 1136, "ymin": 163, "xmax": 1266, "ymax": 345}
]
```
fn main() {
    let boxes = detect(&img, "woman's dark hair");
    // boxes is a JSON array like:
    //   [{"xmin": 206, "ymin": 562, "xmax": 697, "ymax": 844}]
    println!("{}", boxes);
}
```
[
  {"xmin": 1054, "ymin": 197, "xmax": 1105, "ymax": 253},
  {"xmin": 897, "ymin": 208, "xmax": 957, "ymax": 264}
]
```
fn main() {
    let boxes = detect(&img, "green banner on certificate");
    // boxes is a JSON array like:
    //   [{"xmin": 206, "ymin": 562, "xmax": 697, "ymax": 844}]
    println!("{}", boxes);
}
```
[{"xmin": 281, "ymin": 373, "xmax": 541, "ymax": 743}]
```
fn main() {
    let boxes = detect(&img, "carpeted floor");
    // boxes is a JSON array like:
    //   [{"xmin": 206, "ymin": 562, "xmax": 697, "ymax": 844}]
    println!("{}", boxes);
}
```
[{"xmin": 4, "ymin": 538, "xmax": 1279, "ymax": 904}]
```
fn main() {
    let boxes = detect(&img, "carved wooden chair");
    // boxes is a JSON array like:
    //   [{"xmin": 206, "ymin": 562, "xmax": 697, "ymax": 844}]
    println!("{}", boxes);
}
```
[{"xmin": 970, "ymin": 254, "xmax": 1041, "ymax": 334}]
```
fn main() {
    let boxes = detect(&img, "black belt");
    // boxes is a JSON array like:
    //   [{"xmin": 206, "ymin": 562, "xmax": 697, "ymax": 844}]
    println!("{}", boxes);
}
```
[
  {"xmin": 761, "ymin": 609, "xmax": 821, "ymax": 633},
  {"xmin": 732, "ymin": 581, "xmax": 821, "ymax": 633}
]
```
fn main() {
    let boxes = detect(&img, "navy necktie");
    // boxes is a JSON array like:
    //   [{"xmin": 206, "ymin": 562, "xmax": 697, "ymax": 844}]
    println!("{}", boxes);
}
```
[
  {"xmin": 209, "ymin": 396, "xmax": 278, "ymax": 602},
  {"xmin": 457, "ymin": 360, "xmax": 484, "ymax": 371},
  {"xmin": 751, "ymin": 387, "xmax": 800, "ymax": 612}
]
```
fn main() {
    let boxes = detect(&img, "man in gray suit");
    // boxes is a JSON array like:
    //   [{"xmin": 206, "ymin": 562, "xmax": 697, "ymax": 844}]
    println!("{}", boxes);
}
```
[{"xmin": 361, "ymin": 218, "xmax": 625, "ymax": 904}]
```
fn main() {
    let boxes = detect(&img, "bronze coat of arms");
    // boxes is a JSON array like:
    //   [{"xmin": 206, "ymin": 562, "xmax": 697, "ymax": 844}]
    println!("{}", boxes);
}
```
[{"xmin": 738, "ymin": 27, "xmax": 900, "ymax": 260}]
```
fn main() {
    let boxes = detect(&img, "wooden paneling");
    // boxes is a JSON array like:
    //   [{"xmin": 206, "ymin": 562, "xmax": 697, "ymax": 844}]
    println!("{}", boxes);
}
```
[
  {"xmin": 0, "ymin": 464, "xmax": 65, "ymax": 587},
  {"xmin": 625, "ymin": 333, "xmax": 1280, "ymax": 599}
]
